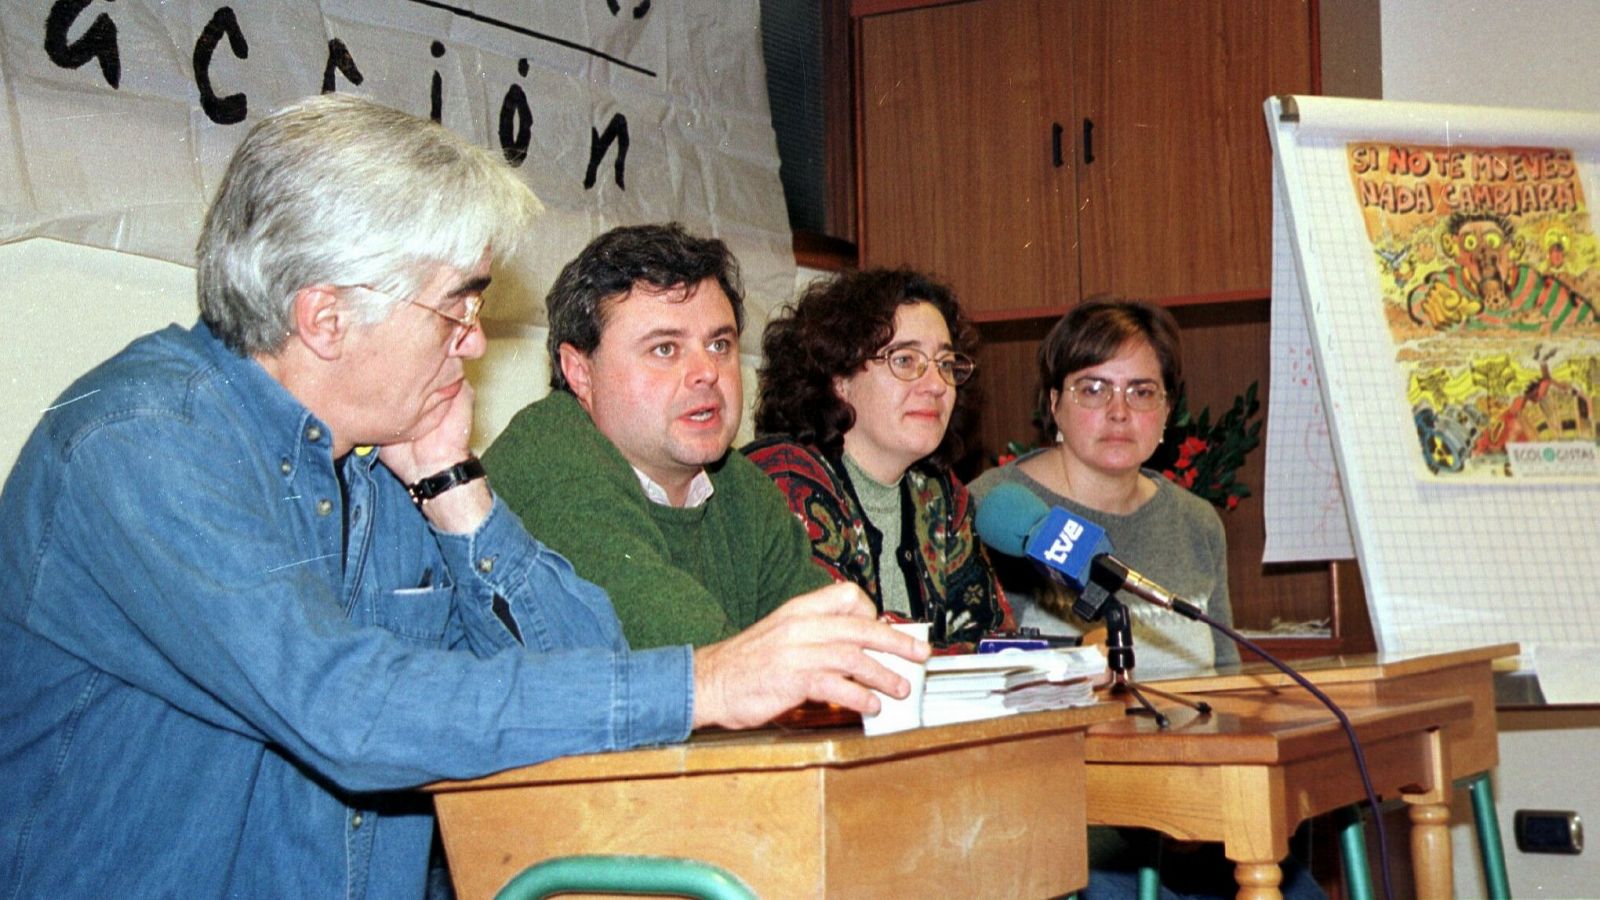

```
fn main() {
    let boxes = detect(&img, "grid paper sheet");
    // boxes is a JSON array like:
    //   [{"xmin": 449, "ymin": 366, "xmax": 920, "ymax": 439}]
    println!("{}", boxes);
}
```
[
  {"xmin": 1267, "ymin": 96, "xmax": 1600, "ymax": 696},
  {"xmin": 1264, "ymin": 178, "xmax": 1357, "ymax": 562}
]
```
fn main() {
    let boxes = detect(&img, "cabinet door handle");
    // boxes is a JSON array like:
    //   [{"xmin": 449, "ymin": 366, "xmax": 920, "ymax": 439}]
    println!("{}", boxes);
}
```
[
  {"xmin": 1082, "ymin": 118, "xmax": 1095, "ymax": 165},
  {"xmin": 1052, "ymin": 122, "xmax": 1065, "ymax": 168}
]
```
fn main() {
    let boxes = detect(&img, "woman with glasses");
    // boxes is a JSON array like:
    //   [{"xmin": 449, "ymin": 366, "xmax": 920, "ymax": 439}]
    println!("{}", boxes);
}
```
[
  {"xmin": 745, "ymin": 268, "xmax": 1012, "ymax": 648},
  {"xmin": 971, "ymin": 298, "xmax": 1239, "ymax": 676},
  {"xmin": 971, "ymin": 299, "xmax": 1311, "ymax": 900}
]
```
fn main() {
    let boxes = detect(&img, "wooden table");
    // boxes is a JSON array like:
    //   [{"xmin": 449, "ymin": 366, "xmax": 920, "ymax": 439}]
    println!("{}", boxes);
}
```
[
  {"xmin": 1150, "ymin": 643, "xmax": 1518, "ymax": 784},
  {"xmin": 1142, "ymin": 643, "xmax": 1519, "ymax": 898},
  {"xmin": 427, "ymin": 704, "xmax": 1122, "ymax": 899},
  {"xmin": 1084, "ymin": 691, "xmax": 1471, "ymax": 900}
]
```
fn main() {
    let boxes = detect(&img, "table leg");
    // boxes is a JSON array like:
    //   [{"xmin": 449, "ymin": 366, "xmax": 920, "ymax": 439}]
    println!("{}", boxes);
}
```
[
  {"xmin": 1407, "ymin": 801, "xmax": 1453, "ymax": 899},
  {"xmin": 1232, "ymin": 860, "xmax": 1282, "ymax": 900}
]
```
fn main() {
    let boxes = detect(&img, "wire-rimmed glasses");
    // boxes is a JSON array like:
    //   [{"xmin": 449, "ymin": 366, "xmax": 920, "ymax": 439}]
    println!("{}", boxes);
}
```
[
  {"xmin": 870, "ymin": 347, "xmax": 976, "ymax": 386},
  {"xmin": 347, "ymin": 284, "xmax": 484, "ymax": 350},
  {"xmin": 1064, "ymin": 376, "xmax": 1167, "ymax": 412}
]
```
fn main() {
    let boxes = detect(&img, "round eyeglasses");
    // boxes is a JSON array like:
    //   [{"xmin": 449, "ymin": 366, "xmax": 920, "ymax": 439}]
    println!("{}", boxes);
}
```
[
  {"xmin": 1064, "ymin": 377, "xmax": 1168, "ymax": 412},
  {"xmin": 870, "ymin": 347, "xmax": 976, "ymax": 386}
]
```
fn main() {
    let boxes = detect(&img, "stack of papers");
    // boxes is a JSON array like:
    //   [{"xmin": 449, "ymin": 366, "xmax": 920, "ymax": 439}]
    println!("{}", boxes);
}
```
[{"xmin": 921, "ymin": 646, "xmax": 1106, "ymax": 727}]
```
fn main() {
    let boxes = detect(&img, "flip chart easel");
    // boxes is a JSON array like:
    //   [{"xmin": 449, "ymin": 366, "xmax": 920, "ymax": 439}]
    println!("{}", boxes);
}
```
[{"xmin": 1265, "ymin": 95, "xmax": 1600, "ymax": 701}]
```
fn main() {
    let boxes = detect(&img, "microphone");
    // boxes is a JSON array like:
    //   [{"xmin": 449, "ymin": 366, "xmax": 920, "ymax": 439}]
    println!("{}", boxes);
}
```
[
  {"xmin": 973, "ymin": 482, "xmax": 1199, "ymax": 621},
  {"xmin": 975, "ymin": 486, "xmax": 1397, "ymax": 898}
]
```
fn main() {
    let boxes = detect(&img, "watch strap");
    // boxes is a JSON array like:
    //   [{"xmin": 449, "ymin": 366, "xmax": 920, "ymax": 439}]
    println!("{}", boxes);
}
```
[{"xmin": 408, "ymin": 456, "xmax": 486, "ymax": 505}]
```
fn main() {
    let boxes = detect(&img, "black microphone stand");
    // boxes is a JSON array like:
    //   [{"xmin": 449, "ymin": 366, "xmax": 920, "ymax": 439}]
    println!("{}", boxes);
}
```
[{"xmin": 1101, "ymin": 593, "xmax": 1212, "ymax": 728}]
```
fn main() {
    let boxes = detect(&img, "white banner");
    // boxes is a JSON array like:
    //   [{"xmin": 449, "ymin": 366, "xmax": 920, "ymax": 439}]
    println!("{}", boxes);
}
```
[{"xmin": 0, "ymin": 1, "xmax": 795, "ymax": 346}]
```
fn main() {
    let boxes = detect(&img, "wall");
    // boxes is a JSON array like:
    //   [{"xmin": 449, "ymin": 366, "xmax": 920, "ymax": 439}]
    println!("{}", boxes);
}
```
[
  {"xmin": 0, "ymin": 241, "xmax": 196, "ymax": 475},
  {"xmin": 1453, "ymin": 709, "xmax": 1600, "ymax": 898},
  {"xmin": 1372, "ymin": 3, "xmax": 1600, "ymax": 895},
  {"xmin": 1381, "ymin": 1, "xmax": 1600, "ymax": 112},
  {"xmin": 0, "ymin": 239, "xmax": 764, "ymax": 476}
]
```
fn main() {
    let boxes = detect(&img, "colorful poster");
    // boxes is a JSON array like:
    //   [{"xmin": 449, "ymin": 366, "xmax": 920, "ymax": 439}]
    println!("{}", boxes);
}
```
[{"xmin": 1348, "ymin": 142, "xmax": 1600, "ymax": 479}]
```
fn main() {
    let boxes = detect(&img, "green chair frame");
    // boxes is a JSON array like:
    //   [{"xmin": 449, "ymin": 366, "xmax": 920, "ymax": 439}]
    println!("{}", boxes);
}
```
[
  {"xmin": 495, "ymin": 854, "xmax": 757, "ymax": 900},
  {"xmin": 1467, "ymin": 772, "xmax": 1512, "ymax": 899},
  {"xmin": 1335, "ymin": 772, "xmax": 1511, "ymax": 900}
]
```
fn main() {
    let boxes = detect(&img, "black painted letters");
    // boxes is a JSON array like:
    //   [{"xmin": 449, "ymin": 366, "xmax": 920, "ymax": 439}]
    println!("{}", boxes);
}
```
[
  {"xmin": 44, "ymin": 0, "xmax": 121, "ymax": 89},
  {"xmin": 194, "ymin": 6, "xmax": 248, "ymax": 124},
  {"xmin": 584, "ymin": 113, "xmax": 629, "ymax": 190},
  {"xmin": 322, "ymin": 38, "xmax": 364, "ymax": 94}
]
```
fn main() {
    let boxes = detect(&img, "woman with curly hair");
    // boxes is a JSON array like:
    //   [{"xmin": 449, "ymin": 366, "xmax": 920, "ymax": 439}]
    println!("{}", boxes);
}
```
[{"xmin": 744, "ymin": 268, "xmax": 1011, "ymax": 648}]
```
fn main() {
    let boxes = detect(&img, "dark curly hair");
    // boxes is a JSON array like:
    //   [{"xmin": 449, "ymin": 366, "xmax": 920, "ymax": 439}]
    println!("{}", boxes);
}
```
[
  {"xmin": 545, "ymin": 222, "xmax": 744, "ymax": 392},
  {"xmin": 754, "ymin": 268, "xmax": 979, "ymax": 472}
]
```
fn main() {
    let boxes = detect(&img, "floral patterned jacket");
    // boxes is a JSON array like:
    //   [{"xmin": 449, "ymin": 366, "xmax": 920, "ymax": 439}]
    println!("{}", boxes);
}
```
[{"xmin": 743, "ymin": 437, "xmax": 1013, "ymax": 648}]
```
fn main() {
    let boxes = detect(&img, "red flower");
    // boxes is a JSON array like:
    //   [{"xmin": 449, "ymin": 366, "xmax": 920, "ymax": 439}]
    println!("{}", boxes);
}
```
[
  {"xmin": 1225, "ymin": 494, "xmax": 1240, "ymax": 510},
  {"xmin": 1178, "ymin": 468, "xmax": 1198, "ymax": 489},
  {"xmin": 997, "ymin": 452, "xmax": 1017, "ymax": 466},
  {"xmin": 1175, "ymin": 436, "xmax": 1210, "ymax": 467}
]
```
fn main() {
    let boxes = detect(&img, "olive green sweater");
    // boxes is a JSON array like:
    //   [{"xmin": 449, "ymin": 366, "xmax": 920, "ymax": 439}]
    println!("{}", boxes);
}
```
[{"xmin": 483, "ymin": 391, "xmax": 829, "ymax": 648}]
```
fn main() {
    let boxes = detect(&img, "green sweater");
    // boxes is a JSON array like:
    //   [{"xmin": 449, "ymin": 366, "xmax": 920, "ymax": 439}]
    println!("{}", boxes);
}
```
[{"xmin": 483, "ymin": 391, "xmax": 829, "ymax": 648}]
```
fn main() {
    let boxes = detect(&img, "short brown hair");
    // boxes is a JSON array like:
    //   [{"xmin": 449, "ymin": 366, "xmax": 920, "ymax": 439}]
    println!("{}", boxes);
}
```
[
  {"xmin": 1036, "ymin": 297, "xmax": 1182, "ymax": 424},
  {"xmin": 545, "ymin": 223, "xmax": 744, "ymax": 393}
]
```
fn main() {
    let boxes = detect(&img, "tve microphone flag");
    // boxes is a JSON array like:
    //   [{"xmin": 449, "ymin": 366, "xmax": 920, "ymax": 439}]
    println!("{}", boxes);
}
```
[{"xmin": 973, "ymin": 482, "xmax": 1115, "ymax": 618}]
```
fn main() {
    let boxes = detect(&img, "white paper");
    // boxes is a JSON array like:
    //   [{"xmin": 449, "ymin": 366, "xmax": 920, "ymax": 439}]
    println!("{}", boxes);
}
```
[
  {"xmin": 1265, "ymin": 95, "xmax": 1600, "ymax": 669},
  {"xmin": 0, "ymin": 2, "xmax": 795, "ymax": 353},
  {"xmin": 1531, "ymin": 646, "xmax": 1600, "ymax": 704}
]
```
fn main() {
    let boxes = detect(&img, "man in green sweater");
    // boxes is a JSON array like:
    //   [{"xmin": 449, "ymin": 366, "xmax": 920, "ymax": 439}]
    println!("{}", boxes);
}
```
[{"xmin": 484, "ymin": 224, "xmax": 834, "ymax": 648}]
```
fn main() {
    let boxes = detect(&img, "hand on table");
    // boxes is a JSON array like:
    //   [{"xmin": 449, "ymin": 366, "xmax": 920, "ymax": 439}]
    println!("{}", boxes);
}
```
[{"xmin": 691, "ymin": 582, "xmax": 932, "ymax": 730}]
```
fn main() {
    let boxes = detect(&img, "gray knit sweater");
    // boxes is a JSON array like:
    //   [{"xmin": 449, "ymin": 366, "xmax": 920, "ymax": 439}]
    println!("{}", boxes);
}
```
[{"xmin": 969, "ymin": 450, "xmax": 1239, "ymax": 676}]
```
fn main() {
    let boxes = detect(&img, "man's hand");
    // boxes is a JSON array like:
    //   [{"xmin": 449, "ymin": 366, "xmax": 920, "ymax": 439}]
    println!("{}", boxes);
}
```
[
  {"xmin": 691, "ymin": 582, "xmax": 933, "ymax": 730},
  {"xmin": 379, "ymin": 379, "xmax": 492, "ymax": 533},
  {"xmin": 379, "ymin": 377, "xmax": 477, "ymax": 483}
]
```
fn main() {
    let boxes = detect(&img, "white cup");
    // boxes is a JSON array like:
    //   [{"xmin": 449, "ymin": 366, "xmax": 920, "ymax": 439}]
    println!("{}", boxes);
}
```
[{"xmin": 861, "ymin": 621, "xmax": 930, "ymax": 736}]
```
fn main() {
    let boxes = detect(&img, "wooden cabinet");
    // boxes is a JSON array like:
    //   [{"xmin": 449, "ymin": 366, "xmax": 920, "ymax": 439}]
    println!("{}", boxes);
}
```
[
  {"xmin": 858, "ymin": 0, "xmax": 1080, "ymax": 315},
  {"xmin": 851, "ymin": 0, "xmax": 1370, "ymax": 647},
  {"xmin": 856, "ymin": 0, "xmax": 1316, "ymax": 455},
  {"xmin": 1071, "ymin": 1, "xmax": 1311, "ymax": 298},
  {"xmin": 857, "ymin": 0, "xmax": 1313, "ymax": 311}
]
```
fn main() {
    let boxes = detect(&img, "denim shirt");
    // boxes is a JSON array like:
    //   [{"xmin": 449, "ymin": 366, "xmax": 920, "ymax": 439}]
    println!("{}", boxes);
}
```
[{"xmin": 0, "ymin": 322, "xmax": 693, "ymax": 898}]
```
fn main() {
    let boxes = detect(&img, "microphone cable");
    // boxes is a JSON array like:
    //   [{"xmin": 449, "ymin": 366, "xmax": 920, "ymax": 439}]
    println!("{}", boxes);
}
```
[{"xmin": 1164, "ymin": 599, "xmax": 1396, "ymax": 900}]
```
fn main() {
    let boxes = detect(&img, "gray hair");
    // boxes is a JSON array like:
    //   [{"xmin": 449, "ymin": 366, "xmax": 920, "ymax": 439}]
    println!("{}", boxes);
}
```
[{"xmin": 197, "ymin": 93, "xmax": 542, "ymax": 356}]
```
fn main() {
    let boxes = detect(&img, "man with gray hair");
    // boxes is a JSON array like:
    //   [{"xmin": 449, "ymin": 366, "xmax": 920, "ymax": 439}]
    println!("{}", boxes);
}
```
[{"xmin": 0, "ymin": 95, "xmax": 925, "ymax": 898}]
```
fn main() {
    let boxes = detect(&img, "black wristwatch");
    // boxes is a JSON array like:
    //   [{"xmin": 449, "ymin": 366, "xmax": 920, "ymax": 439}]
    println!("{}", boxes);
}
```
[{"xmin": 407, "ymin": 456, "xmax": 486, "ymax": 506}]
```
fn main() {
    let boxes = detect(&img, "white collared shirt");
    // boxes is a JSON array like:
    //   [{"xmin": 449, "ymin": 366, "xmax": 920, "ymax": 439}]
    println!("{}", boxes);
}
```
[{"xmin": 632, "ymin": 466, "xmax": 715, "ymax": 508}]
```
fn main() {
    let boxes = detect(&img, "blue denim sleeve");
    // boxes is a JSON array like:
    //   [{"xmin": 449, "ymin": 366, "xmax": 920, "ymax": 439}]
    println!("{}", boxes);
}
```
[
  {"xmin": 430, "ymin": 495, "xmax": 631, "ymax": 656},
  {"xmin": 431, "ymin": 494, "xmax": 700, "ymax": 750},
  {"xmin": 20, "ymin": 417, "xmax": 693, "ymax": 792}
]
